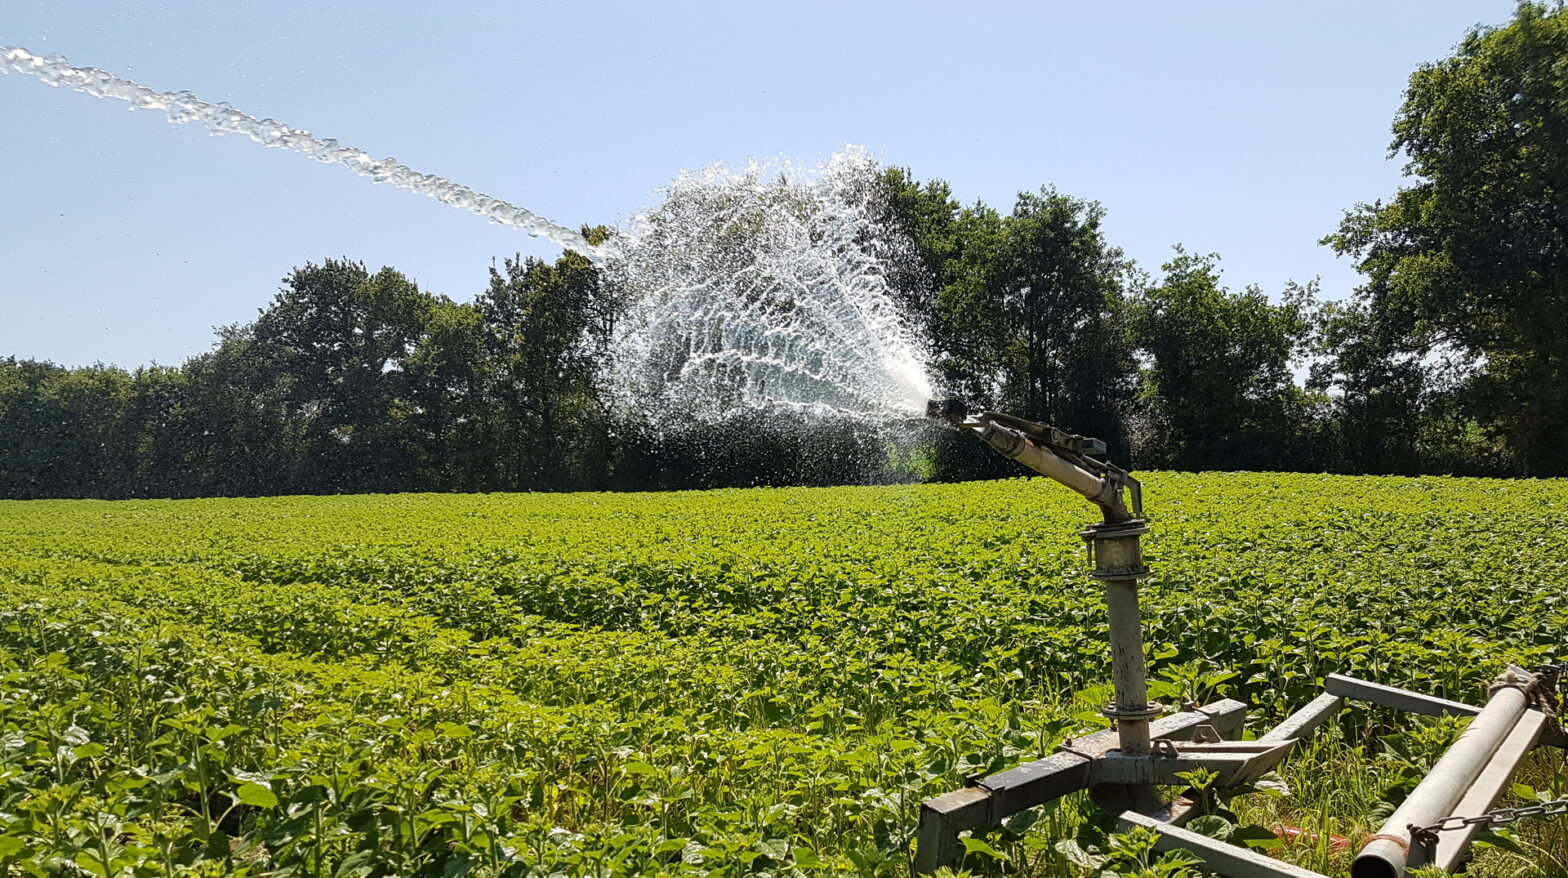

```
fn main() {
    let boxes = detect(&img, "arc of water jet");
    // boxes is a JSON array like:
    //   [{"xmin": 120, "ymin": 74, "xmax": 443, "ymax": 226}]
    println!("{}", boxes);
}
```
[
  {"xmin": 603, "ymin": 148, "xmax": 938, "ymax": 423},
  {"xmin": 0, "ymin": 46, "xmax": 600, "ymax": 261}
]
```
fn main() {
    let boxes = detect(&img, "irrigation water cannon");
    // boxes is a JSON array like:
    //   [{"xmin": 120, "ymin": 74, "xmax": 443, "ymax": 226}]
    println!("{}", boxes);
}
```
[
  {"xmin": 915, "ymin": 400, "xmax": 1567, "ymax": 878},
  {"xmin": 925, "ymin": 399, "xmax": 1140, "ymax": 523}
]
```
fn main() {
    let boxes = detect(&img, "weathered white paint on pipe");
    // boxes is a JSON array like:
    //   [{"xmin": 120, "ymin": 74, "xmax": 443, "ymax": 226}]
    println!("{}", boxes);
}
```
[
  {"xmin": 1101, "ymin": 589, "xmax": 1151, "ymax": 749},
  {"xmin": 977, "ymin": 425, "xmax": 1107, "ymax": 502},
  {"xmin": 1431, "ymin": 709, "xmax": 1547, "ymax": 871},
  {"xmin": 1351, "ymin": 677, "xmax": 1533, "ymax": 878}
]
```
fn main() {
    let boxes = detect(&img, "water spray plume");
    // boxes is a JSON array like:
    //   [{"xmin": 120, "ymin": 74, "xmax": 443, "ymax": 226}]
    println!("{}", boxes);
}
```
[
  {"xmin": 4, "ymin": 46, "xmax": 939, "ymax": 427},
  {"xmin": 605, "ymin": 149, "xmax": 936, "ymax": 423},
  {"xmin": 0, "ymin": 46, "xmax": 601, "ymax": 260}
]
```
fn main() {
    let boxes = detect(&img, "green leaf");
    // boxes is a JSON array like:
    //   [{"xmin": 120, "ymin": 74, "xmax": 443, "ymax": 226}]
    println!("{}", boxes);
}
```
[
  {"xmin": 1187, "ymin": 815, "xmax": 1234, "ymax": 841},
  {"xmin": 74, "ymin": 852, "xmax": 109, "ymax": 878},
  {"xmin": 1231, "ymin": 825, "xmax": 1283, "ymax": 850},
  {"xmin": 755, "ymin": 838, "xmax": 789, "ymax": 861},
  {"xmin": 1055, "ymin": 838, "xmax": 1101, "ymax": 869},
  {"xmin": 1473, "ymin": 828, "xmax": 1526, "ymax": 856},
  {"xmin": 1002, "ymin": 807, "xmax": 1041, "ymax": 836},
  {"xmin": 1072, "ymin": 710, "xmax": 1113, "ymax": 728},
  {"xmin": 1147, "ymin": 680, "xmax": 1181, "ymax": 699},
  {"xmin": 960, "ymin": 837, "xmax": 1008, "ymax": 861},
  {"xmin": 236, "ymin": 782, "xmax": 279, "ymax": 808},
  {"xmin": 206, "ymin": 723, "xmax": 248, "ymax": 742},
  {"xmin": 334, "ymin": 849, "xmax": 375, "ymax": 878},
  {"xmin": 1251, "ymin": 771, "xmax": 1291, "ymax": 796}
]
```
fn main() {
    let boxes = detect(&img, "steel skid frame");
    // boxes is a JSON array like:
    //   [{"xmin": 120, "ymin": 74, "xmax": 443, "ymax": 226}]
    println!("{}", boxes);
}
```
[
  {"xmin": 917, "ymin": 401, "xmax": 1566, "ymax": 878},
  {"xmin": 916, "ymin": 670, "xmax": 1564, "ymax": 878}
]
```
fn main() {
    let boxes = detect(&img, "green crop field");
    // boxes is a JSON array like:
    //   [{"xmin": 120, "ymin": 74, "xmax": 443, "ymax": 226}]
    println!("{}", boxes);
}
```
[{"xmin": 0, "ymin": 473, "xmax": 1565, "ymax": 877}]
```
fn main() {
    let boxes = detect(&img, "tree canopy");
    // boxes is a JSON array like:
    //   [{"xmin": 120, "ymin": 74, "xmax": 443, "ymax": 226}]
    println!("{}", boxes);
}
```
[
  {"xmin": 1326, "ymin": 1, "xmax": 1568, "ymax": 474},
  {"xmin": 4, "ymin": 4, "xmax": 1565, "ymax": 497}
]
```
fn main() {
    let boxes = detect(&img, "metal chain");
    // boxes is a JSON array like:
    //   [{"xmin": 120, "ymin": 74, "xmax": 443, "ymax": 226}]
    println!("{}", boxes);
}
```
[
  {"xmin": 1410, "ymin": 797, "xmax": 1568, "ymax": 848},
  {"xmin": 1412, "ymin": 797, "xmax": 1568, "ymax": 835}
]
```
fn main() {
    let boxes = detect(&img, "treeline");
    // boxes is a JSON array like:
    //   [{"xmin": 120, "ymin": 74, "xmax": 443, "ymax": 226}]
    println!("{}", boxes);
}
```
[
  {"xmin": 3, "ymin": 3, "xmax": 1566, "ymax": 498},
  {"xmin": 0, "ymin": 249, "xmax": 897, "ymax": 498}
]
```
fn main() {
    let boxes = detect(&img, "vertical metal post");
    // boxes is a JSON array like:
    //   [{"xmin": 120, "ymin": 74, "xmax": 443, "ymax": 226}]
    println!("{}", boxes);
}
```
[
  {"xmin": 1084, "ymin": 520, "xmax": 1161, "ymax": 813},
  {"xmin": 1085, "ymin": 521, "xmax": 1156, "ymax": 749}
]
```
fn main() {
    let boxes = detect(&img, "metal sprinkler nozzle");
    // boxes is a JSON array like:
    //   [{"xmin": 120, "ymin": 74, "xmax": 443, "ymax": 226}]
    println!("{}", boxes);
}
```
[
  {"xmin": 926, "ymin": 399, "xmax": 1158, "ymax": 819},
  {"xmin": 925, "ymin": 397, "xmax": 970, "ymax": 426},
  {"xmin": 926, "ymin": 400, "xmax": 1140, "ymax": 523}
]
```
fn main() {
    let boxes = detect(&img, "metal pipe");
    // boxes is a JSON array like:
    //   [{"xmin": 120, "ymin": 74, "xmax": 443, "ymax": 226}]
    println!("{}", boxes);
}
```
[
  {"xmin": 1121, "ymin": 810, "xmax": 1327, "ymax": 878},
  {"xmin": 1090, "ymin": 523, "xmax": 1160, "ymax": 813},
  {"xmin": 1431, "ymin": 709, "xmax": 1548, "ymax": 871},
  {"xmin": 1103, "ymin": 582, "xmax": 1152, "ymax": 751},
  {"xmin": 1325, "ymin": 673, "xmax": 1480, "ymax": 718},
  {"xmin": 1259, "ymin": 692, "xmax": 1345, "ymax": 743},
  {"xmin": 976, "ymin": 424, "xmax": 1108, "ymax": 505},
  {"xmin": 1351, "ymin": 669, "xmax": 1536, "ymax": 878}
]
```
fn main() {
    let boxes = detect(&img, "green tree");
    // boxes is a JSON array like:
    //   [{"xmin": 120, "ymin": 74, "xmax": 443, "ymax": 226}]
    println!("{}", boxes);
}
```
[
  {"xmin": 931, "ymin": 189, "xmax": 1136, "ymax": 444},
  {"xmin": 477, "ymin": 229, "xmax": 614, "ymax": 489},
  {"xmin": 1131, "ymin": 249, "xmax": 1318, "ymax": 471},
  {"xmin": 994, "ymin": 189, "xmax": 1137, "ymax": 446},
  {"xmin": 174, "ymin": 326, "xmax": 308, "ymax": 496},
  {"xmin": 1325, "ymin": 1, "xmax": 1568, "ymax": 474},
  {"xmin": 880, "ymin": 172, "xmax": 1139, "ymax": 478},
  {"xmin": 1307, "ymin": 299, "xmax": 1502, "ymax": 474},
  {"xmin": 402, "ymin": 298, "xmax": 488, "ymax": 490},
  {"xmin": 876, "ymin": 167, "xmax": 966, "ymax": 333},
  {"xmin": 121, "ymin": 365, "xmax": 193, "ymax": 497},
  {"xmin": 0, "ymin": 358, "xmax": 68, "ymax": 497},
  {"xmin": 248, "ymin": 259, "xmax": 433, "ymax": 492},
  {"xmin": 0, "ymin": 360, "xmax": 136, "ymax": 498}
]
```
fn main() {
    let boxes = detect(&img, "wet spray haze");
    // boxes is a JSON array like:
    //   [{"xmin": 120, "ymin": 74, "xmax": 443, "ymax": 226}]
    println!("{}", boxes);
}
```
[
  {"xmin": 603, "ymin": 149, "xmax": 936, "ymax": 426},
  {"xmin": 3, "ymin": 48, "xmax": 939, "ymax": 449}
]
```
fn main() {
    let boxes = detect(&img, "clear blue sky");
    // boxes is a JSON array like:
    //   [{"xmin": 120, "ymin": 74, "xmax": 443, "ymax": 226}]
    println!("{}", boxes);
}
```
[{"xmin": 2, "ymin": 0, "xmax": 1513, "ymax": 369}]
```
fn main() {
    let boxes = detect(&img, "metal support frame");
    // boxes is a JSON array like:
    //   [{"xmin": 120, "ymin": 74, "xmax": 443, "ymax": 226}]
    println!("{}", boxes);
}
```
[
  {"xmin": 1090, "ymin": 739, "xmax": 1296, "ymax": 787},
  {"xmin": 917, "ymin": 672, "xmax": 1562, "ymax": 877},
  {"xmin": 1260, "ymin": 693, "xmax": 1345, "ymax": 743},
  {"xmin": 914, "ymin": 699, "xmax": 1248, "ymax": 875},
  {"xmin": 1119, "ymin": 810, "xmax": 1328, "ymax": 878},
  {"xmin": 1325, "ymin": 674, "xmax": 1479, "ymax": 718},
  {"xmin": 915, "ymin": 403, "xmax": 1564, "ymax": 878}
]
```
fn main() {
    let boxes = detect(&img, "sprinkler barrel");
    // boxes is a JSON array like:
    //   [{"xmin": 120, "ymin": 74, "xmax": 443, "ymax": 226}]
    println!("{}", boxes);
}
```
[
  {"xmin": 927, "ymin": 402, "xmax": 1160, "ymax": 820},
  {"xmin": 925, "ymin": 400, "xmax": 1137, "ymax": 523}
]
